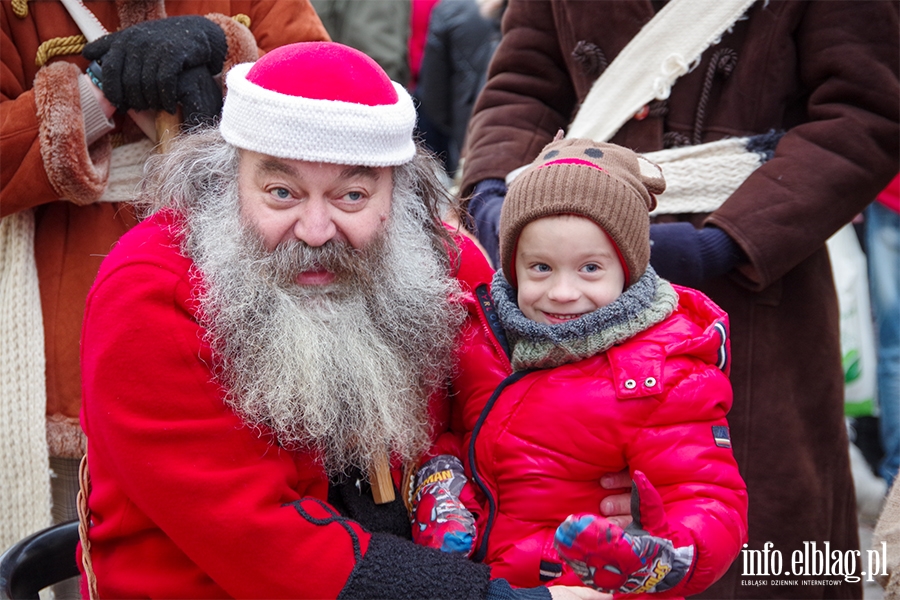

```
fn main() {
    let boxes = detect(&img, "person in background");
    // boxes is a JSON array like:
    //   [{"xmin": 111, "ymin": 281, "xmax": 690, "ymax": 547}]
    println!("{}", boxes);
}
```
[
  {"xmin": 77, "ymin": 40, "xmax": 616, "ymax": 599},
  {"xmin": 311, "ymin": 0, "xmax": 412, "ymax": 86},
  {"xmin": 408, "ymin": 0, "xmax": 442, "ymax": 90},
  {"xmin": 867, "ymin": 174, "xmax": 900, "ymax": 489},
  {"xmin": 0, "ymin": 0, "xmax": 328, "ymax": 554},
  {"xmin": 416, "ymin": 0, "xmax": 502, "ymax": 177},
  {"xmin": 873, "ymin": 476, "xmax": 900, "ymax": 597},
  {"xmin": 459, "ymin": 1, "xmax": 899, "ymax": 598}
]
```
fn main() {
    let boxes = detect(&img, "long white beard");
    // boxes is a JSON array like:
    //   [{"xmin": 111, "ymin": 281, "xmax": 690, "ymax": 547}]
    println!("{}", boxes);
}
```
[{"xmin": 184, "ymin": 167, "xmax": 464, "ymax": 477}]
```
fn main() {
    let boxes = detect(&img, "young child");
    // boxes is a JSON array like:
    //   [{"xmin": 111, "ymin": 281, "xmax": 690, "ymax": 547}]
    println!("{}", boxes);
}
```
[{"xmin": 409, "ymin": 138, "xmax": 748, "ymax": 597}]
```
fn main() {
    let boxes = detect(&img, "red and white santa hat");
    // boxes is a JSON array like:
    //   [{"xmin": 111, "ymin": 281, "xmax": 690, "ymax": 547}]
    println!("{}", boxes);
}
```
[{"xmin": 220, "ymin": 42, "xmax": 416, "ymax": 166}]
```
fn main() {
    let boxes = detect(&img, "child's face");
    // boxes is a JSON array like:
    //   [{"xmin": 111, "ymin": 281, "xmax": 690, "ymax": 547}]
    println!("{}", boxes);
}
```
[{"xmin": 515, "ymin": 215, "xmax": 625, "ymax": 325}]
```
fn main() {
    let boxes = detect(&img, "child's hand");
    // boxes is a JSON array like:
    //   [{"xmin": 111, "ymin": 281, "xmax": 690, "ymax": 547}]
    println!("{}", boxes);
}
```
[
  {"xmin": 410, "ymin": 455, "xmax": 476, "ymax": 556},
  {"xmin": 553, "ymin": 471, "xmax": 695, "ymax": 594}
]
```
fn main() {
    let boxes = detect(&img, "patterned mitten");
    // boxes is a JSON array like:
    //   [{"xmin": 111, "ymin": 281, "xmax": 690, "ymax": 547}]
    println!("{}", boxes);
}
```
[
  {"xmin": 410, "ymin": 455, "xmax": 476, "ymax": 556},
  {"xmin": 554, "ymin": 471, "xmax": 695, "ymax": 594}
]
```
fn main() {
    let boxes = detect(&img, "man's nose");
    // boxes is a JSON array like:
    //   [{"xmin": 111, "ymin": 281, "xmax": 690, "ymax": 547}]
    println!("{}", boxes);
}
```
[{"xmin": 292, "ymin": 198, "xmax": 337, "ymax": 247}]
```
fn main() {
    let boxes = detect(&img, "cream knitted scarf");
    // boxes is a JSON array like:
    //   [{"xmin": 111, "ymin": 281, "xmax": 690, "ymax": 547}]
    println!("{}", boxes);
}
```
[
  {"xmin": 0, "ymin": 210, "xmax": 52, "ymax": 550},
  {"xmin": 646, "ymin": 131, "xmax": 782, "ymax": 215},
  {"xmin": 491, "ymin": 268, "xmax": 678, "ymax": 372}
]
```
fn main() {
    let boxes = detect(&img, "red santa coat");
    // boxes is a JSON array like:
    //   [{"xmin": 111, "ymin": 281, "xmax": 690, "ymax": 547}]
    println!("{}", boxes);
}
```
[
  {"xmin": 79, "ymin": 210, "xmax": 497, "ymax": 598},
  {"xmin": 452, "ymin": 283, "xmax": 748, "ymax": 596}
]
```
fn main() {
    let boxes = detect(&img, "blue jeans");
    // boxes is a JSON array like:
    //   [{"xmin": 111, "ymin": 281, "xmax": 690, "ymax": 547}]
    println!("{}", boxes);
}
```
[{"xmin": 867, "ymin": 201, "xmax": 900, "ymax": 486}]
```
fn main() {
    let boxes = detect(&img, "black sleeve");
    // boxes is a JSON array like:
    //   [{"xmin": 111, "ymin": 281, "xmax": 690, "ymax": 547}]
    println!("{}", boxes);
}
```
[{"xmin": 338, "ymin": 532, "xmax": 493, "ymax": 599}]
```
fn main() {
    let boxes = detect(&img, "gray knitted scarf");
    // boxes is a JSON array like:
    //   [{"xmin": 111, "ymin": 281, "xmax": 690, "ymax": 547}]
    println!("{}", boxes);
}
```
[{"xmin": 491, "ymin": 267, "xmax": 679, "ymax": 371}]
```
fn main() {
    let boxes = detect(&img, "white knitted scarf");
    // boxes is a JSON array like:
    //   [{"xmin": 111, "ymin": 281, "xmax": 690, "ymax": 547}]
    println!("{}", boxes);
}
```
[
  {"xmin": 0, "ymin": 209, "xmax": 52, "ymax": 550},
  {"xmin": 644, "ymin": 135, "xmax": 777, "ymax": 215}
]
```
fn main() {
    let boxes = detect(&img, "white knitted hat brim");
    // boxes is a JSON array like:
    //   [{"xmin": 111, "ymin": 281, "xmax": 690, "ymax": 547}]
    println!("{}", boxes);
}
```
[{"xmin": 221, "ymin": 63, "xmax": 417, "ymax": 166}]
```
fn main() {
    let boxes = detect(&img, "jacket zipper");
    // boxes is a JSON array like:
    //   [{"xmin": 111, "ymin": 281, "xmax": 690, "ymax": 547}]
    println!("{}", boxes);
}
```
[
  {"xmin": 468, "ymin": 369, "xmax": 532, "ymax": 563},
  {"xmin": 473, "ymin": 283, "xmax": 512, "ymax": 370}
]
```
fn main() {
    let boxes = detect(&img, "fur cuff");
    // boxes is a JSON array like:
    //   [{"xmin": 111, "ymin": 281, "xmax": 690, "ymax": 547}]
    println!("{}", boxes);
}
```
[
  {"xmin": 34, "ymin": 62, "xmax": 110, "ymax": 205},
  {"xmin": 115, "ymin": 0, "xmax": 166, "ymax": 29},
  {"xmin": 46, "ymin": 414, "xmax": 87, "ymax": 458},
  {"xmin": 205, "ymin": 13, "xmax": 259, "ymax": 81}
]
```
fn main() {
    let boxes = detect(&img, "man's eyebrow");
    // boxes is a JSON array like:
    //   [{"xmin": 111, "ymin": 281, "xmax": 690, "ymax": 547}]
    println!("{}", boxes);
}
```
[
  {"xmin": 256, "ymin": 160, "xmax": 379, "ymax": 182},
  {"xmin": 340, "ymin": 165, "xmax": 380, "ymax": 180},
  {"xmin": 258, "ymin": 157, "xmax": 299, "ymax": 177}
]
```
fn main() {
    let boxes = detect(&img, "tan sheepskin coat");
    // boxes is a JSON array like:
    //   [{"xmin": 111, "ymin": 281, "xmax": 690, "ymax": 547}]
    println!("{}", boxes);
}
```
[{"xmin": 0, "ymin": 0, "xmax": 329, "ymax": 457}]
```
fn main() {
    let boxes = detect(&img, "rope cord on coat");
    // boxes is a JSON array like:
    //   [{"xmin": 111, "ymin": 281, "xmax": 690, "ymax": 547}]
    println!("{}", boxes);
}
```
[
  {"xmin": 35, "ymin": 35, "xmax": 87, "ymax": 67},
  {"xmin": 77, "ymin": 452, "xmax": 99, "ymax": 599},
  {"xmin": 33, "ymin": 14, "xmax": 251, "ymax": 68},
  {"xmin": 11, "ymin": 0, "xmax": 28, "ymax": 18}
]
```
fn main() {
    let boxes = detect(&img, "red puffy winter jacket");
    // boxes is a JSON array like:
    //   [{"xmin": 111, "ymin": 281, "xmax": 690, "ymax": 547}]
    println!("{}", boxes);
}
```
[{"xmin": 451, "ymin": 283, "xmax": 749, "ymax": 597}]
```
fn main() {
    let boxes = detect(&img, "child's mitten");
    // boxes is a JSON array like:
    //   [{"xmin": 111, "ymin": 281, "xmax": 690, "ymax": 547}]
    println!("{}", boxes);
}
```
[
  {"xmin": 553, "ymin": 470, "xmax": 695, "ymax": 594},
  {"xmin": 410, "ymin": 455, "xmax": 476, "ymax": 556}
]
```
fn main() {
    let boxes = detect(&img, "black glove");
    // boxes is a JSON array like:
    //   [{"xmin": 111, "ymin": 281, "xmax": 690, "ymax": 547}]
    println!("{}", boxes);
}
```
[
  {"xmin": 83, "ymin": 15, "xmax": 227, "ymax": 121},
  {"xmin": 468, "ymin": 178, "xmax": 506, "ymax": 268},
  {"xmin": 176, "ymin": 65, "xmax": 225, "ymax": 126},
  {"xmin": 649, "ymin": 222, "xmax": 744, "ymax": 287}
]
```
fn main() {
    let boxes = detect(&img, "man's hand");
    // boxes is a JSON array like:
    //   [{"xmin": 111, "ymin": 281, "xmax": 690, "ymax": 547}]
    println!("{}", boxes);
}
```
[
  {"xmin": 548, "ymin": 585, "xmax": 612, "ymax": 600},
  {"xmin": 649, "ymin": 222, "xmax": 744, "ymax": 287},
  {"xmin": 467, "ymin": 178, "xmax": 507, "ymax": 268},
  {"xmin": 599, "ymin": 469, "xmax": 632, "ymax": 529},
  {"xmin": 83, "ymin": 15, "xmax": 227, "ymax": 124}
]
